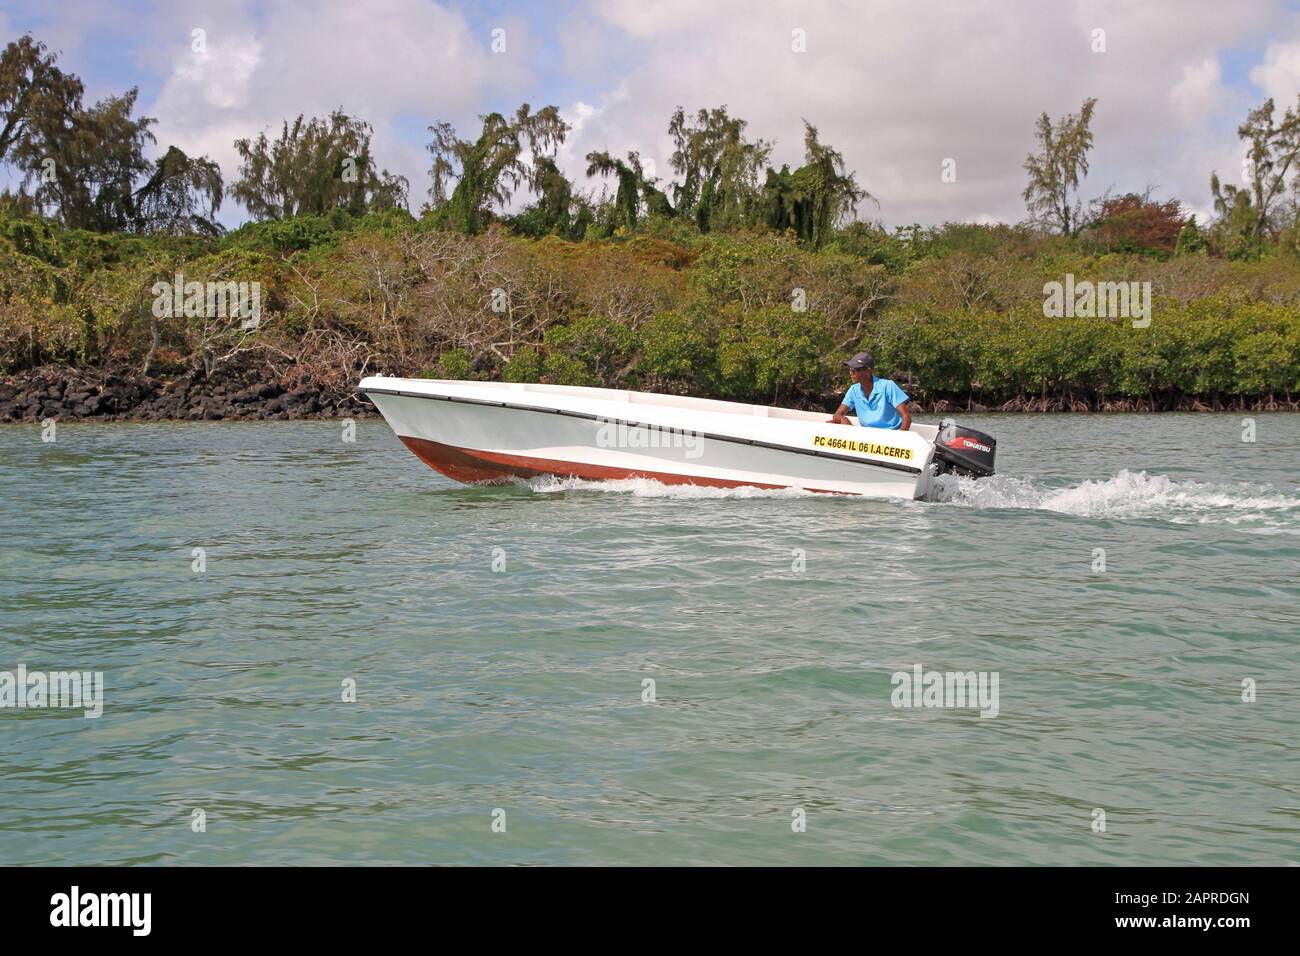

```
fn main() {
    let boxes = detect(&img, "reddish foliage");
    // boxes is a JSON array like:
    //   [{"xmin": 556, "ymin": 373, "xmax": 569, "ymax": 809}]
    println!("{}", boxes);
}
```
[{"xmin": 1088, "ymin": 193, "xmax": 1186, "ymax": 255}]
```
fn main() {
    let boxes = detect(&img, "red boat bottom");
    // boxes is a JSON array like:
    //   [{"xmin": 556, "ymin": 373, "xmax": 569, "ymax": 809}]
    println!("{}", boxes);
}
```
[{"xmin": 397, "ymin": 435, "xmax": 830, "ymax": 492}]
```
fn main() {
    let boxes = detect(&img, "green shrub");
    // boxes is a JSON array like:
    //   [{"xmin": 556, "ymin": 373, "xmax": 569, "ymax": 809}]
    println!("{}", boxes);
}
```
[
  {"xmin": 542, "ymin": 352, "xmax": 596, "ymax": 386},
  {"xmin": 502, "ymin": 346, "xmax": 543, "ymax": 382},
  {"xmin": 434, "ymin": 347, "xmax": 473, "ymax": 379},
  {"xmin": 641, "ymin": 310, "xmax": 716, "ymax": 391},
  {"xmin": 4, "ymin": 208, "xmax": 1299, "ymax": 408},
  {"xmin": 715, "ymin": 304, "xmax": 830, "ymax": 403},
  {"xmin": 542, "ymin": 314, "xmax": 638, "ymax": 386}
]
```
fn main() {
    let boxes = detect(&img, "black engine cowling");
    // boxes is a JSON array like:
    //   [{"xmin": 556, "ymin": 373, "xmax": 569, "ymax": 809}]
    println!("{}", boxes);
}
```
[{"xmin": 933, "ymin": 419, "xmax": 996, "ymax": 478}]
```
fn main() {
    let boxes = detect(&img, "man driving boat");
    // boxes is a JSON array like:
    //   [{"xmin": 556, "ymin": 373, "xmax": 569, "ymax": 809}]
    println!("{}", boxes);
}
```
[{"xmin": 827, "ymin": 352, "xmax": 911, "ymax": 431}]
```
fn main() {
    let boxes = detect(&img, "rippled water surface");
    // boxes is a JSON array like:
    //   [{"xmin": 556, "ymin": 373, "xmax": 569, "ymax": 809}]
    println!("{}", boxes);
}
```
[{"xmin": 1, "ymin": 413, "xmax": 1297, "ymax": 865}]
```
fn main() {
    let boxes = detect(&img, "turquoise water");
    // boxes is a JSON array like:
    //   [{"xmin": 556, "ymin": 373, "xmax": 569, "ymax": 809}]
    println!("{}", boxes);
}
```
[{"xmin": 1, "ymin": 413, "xmax": 1297, "ymax": 866}]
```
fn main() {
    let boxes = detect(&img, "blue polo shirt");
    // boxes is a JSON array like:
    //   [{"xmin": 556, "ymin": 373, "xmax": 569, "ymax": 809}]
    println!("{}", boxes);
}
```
[{"xmin": 842, "ymin": 377, "xmax": 908, "ymax": 429}]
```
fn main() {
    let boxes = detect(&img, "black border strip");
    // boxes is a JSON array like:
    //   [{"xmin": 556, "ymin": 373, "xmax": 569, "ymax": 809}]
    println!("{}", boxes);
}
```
[{"xmin": 357, "ymin": 386, "xmax": 924, "ymax": 476}]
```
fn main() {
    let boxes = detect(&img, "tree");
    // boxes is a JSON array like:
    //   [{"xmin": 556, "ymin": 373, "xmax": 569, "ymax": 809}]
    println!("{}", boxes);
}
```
[
  {"xmin": 1085, "ymin": 191, "xmax": 1185, "ymax": 255},
  {"xmin": 4, "ymin": 36, "xmax": 224, "ymax": 234},
  {"xmin": 14, "ymin": 86, "xmax": 156, "ymax": 232},
  {"xmin": 133, "ymin": 145, "xmax": 224, "ymax": 235},
  {"xmin": 507, "ymin": 156, "xmax": 598, "ymax": 240},
  {"xmin": 1210, "ymin": 96, "xmax": 1300, "ymax": 241},
  {"xmin": 1174, "ymin": 215, "xmax": 1209, "ymax": 256},
  {"xmin": 1208, "ymin": 171, "xmax": 1265, "ymax": 259},
  {"xmin": 233, "ymin": 110, "xmax": 408, "ymax": 221},
  {"xmin": 761, "ymin": 121, "xmax": 868, "ymax": 248},
  {"xmin": 529, "ymin": 156, "xmax": 572, "ymax": 233},
  {"xmin": 584, "ymin": 150, "xmax": 673, "ymax": 233},
  {"xmin": 0, "ymin": 34, "xmax": 83, "ymax": 165},
  {"xmin": 1023, "ymin": 97, "xmax": 1098, "ymax": 235},
  {"xmin": 425, "ymin": 104, "xmax": 568, "ymax": 234},
  {"xmin": 668, "ymin": 105, "xmax": 771, "ymax": 233}
]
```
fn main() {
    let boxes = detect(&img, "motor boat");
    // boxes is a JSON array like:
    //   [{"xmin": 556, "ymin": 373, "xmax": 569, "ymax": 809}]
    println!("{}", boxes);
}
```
[{"xmin": 357, "ymin": 376, "xmax": 996, "ymax": 500}]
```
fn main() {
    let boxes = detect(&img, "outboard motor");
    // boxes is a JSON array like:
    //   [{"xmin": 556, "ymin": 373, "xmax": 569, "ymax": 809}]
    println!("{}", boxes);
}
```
[{"xmin": 933, "ymin": 418, "xmax": 996, "ymax": 478}]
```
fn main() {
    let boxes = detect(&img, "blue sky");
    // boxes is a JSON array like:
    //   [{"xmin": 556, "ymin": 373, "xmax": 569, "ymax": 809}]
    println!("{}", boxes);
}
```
[{"xmin": 4, "ymin": 0, "xmax": 1299, "ymax": 227}]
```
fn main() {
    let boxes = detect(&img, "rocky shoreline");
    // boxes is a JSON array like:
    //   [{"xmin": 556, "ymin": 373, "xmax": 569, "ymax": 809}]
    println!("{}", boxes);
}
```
[
  {"xmin": 1, "ymin": 363, "xmax": 1295, "ymax": 423},
  {"xmin": 0, "ymin": 361, "xmax": 376, "ymax": 423}
]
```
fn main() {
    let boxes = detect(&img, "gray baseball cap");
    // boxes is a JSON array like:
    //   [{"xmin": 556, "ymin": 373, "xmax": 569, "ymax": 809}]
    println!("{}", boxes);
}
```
[{"xmin": 845, "ymin": 352, "xmax": 875, "ymax": 370}]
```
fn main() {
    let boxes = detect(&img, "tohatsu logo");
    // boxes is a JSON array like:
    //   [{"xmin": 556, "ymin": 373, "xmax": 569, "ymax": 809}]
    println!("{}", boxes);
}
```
[{"xmin": 50, "ymin": 886, "xmax": 151, "ymax": 936}]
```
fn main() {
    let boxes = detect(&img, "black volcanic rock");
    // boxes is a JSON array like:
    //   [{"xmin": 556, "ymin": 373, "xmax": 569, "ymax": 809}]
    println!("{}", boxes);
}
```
[{"xmin": 0, "ymin": 358, "xmax": 380, "ymax": 423}]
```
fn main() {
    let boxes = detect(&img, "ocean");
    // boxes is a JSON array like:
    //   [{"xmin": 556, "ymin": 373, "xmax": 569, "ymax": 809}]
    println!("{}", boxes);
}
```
[{"xmin": 1, "ymin": 413, "xmax": 1296, "ymax": 865}]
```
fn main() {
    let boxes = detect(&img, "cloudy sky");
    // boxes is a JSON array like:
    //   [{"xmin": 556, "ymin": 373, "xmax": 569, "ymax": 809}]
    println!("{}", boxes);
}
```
[{"xmin": 4, "ymin": 0, "xmax": 1300, "ymax": 228}]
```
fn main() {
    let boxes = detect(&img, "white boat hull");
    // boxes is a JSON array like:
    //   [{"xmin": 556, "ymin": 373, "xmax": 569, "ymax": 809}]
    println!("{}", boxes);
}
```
[{"xmin": 358, "ymin": 377, "xmax": 944, "ymax": 499}]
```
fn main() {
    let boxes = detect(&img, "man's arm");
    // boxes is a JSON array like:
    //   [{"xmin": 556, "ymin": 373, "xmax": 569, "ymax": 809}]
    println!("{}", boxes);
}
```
[
  {"xmin": 828, "ymin": 403, "xmax": 852, "ymax": 425},
  {"xmin": 896, "ymin": 402, "xmax": 911, "ymax": 431}
]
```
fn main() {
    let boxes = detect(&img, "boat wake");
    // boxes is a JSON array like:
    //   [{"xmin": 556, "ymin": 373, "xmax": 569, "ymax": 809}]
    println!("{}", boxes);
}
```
[
  {"xmin": 519, "ymin": 475, "xmax": 817, "ymax": 499},
  {"xmin": 934, "ymin": 468, "xmax": 1300, "ymax": 531},
  {"xmin": 515, "ymin": 469, "xmax": 1298, "ymax": 531}
]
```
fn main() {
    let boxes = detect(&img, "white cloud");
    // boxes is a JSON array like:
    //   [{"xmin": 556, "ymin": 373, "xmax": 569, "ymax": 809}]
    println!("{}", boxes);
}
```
[
  {"xmin": 1250, "ymin": 39, "xmax": 1300, "ymax": 105},
  {"xmin": 169, "ymin": 35, "xmax": 262, "ymax": 112},
  {"xmin": 1171, "ymin": 57, "xmax": 1225, "ymax": 123},
  {"xmin": 14, "ymin": 0, "xmax": 1300, "ymax": 227},
  {"xmin": 552, "ymin": 0, "xmax": 1293, "ymax": 226},
  {"xmin": 139, "ymin": 0, "xmax": 538, "ymax": 222}
]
